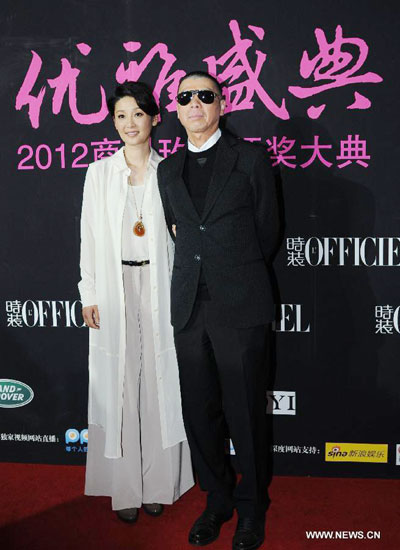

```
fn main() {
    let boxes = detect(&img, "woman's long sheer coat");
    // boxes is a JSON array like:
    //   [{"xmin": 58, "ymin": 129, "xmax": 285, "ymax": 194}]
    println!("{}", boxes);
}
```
[{"xmin": 78, "ymin": 147, "xmax": 187, "ymax": 458}]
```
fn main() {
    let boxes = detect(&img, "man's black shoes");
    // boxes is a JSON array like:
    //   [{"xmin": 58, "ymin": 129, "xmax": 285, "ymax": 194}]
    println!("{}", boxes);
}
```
[
  {"xmin": 189, "ymin": 508, "xmax": 233, "ymax": 546},
  {"xmin": 232, "ymin": 517, "xmax": 265, "ymax": 550}
]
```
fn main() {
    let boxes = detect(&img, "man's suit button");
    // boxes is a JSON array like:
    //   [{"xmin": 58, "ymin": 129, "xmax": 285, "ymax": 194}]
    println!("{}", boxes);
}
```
[
  {"xmin": 199, "ymin": 225, "xmax": 206, "ymax": 231},
  {"xmin": 194, "ymin": 254, "xmax": 201, "ymax": 261}
]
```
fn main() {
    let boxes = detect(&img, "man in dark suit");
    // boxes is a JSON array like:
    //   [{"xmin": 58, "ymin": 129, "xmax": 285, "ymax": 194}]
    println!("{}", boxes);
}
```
[{"xmin": 158, "ymin": 71, "xmax": 279, "ymax": 550}]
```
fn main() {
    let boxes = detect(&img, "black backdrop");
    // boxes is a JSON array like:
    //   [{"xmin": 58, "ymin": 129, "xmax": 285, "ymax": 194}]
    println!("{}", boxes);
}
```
[{"xmin": 1, "ymin": 0, "xmax": 399, "ymax": 478}]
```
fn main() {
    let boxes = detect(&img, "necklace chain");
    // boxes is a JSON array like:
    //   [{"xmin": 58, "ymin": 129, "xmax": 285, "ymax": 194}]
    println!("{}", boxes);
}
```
[
  {"xmin": 129, "ymin": 175, "xmax": 145, "ymax": 221},
  {"xmin": 124, "ymin": 148, "xmax": 149, "ymax": 237}
]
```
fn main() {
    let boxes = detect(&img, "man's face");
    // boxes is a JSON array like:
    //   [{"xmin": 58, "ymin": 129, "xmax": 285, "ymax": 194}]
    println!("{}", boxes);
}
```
[{"xmin": 176, "ymin": 76, "xmax": 225, "ymax": 137}]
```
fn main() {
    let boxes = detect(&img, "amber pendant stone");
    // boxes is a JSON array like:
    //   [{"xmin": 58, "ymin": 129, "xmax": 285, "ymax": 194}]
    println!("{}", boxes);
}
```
[{"xmin": 133, "ymin": 220, "xmax": 146, "ymax": 237}]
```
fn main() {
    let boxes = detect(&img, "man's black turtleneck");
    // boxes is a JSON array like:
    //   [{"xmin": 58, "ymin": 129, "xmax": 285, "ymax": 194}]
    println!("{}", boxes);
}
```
[
  {"xmin": 182, "ymin": 141, "xmax": 218, "ymax": 218},
  {"xmin": 182, "ymin": 141, "xmax": 219, "ymax": 292}
]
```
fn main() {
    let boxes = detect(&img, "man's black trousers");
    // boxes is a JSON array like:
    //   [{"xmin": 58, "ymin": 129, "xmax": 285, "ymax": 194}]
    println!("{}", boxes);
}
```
[{"xmin": 174, "ymin": 297, "xmax": 270, "ymax": 519}]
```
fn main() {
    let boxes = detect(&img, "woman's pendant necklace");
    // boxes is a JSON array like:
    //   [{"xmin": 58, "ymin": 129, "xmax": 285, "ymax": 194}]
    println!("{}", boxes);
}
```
[
  {"xmin": 133, "ymin": 218, "xmax": 145, "ymax": 237},
  {"xmin": 128, "ymin": 173, "xmax": 146, "ymax": 237}
]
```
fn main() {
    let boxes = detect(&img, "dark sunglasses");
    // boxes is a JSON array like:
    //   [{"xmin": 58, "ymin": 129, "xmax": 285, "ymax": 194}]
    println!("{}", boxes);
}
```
[{"xmin": 176, "ymin": 89, "xmax": 221, "ymax": 106}]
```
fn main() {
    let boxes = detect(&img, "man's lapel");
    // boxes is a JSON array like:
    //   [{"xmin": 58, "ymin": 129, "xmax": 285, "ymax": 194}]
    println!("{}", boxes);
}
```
[{"xmin": 201, "ymin": 131, "xmax": 238, "ymax": 222}]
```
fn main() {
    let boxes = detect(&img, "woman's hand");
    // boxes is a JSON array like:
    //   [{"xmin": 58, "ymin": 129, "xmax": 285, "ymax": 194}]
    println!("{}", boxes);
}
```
[
  {"xmin": 172, "ymin": 224, "xmax": 176, "ymax": 237},
  {"xmin": 82, "ymin": 305, "xmax": 100, "ymax": 329}
]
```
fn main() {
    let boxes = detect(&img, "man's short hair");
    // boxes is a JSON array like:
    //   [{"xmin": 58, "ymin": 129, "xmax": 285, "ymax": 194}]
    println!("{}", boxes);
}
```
[{"xmin": 178, "ymin": 71, "xmax": 223, "ymax": 96}]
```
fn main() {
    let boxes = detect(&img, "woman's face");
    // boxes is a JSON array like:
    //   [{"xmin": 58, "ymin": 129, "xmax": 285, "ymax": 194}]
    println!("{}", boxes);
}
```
[{"xmin": 113, "ymin": 96, "xmax": 157, "ymax": 147}]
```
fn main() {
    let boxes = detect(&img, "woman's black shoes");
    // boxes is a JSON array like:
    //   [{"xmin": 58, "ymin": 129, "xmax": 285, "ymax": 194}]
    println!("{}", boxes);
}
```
[
  {"xmin": 143, "ymin": 503, "xmax": 164, "ymax": 516},
  {"xmin": 116, "ymin": 504, "xmax": 164, "ymax": 523},
  {"xmin": 116, "ymin": 508, "xmax": 139, "ymax": 523}
]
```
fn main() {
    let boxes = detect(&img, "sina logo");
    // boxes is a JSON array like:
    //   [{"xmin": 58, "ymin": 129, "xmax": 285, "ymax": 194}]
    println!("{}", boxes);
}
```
[
  {"xmin": 0, "ymin": 379, "xmax": 34, "ymax": 408},
  {"xmin": 328, "ymin": 445, "xmax": 348, "ymax": 458}
]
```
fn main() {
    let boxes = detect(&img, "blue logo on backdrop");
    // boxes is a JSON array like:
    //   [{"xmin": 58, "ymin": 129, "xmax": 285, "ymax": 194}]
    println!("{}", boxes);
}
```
[{"xmin": 65, "ymin": 428, "xmax": 88, "ymax": 453}]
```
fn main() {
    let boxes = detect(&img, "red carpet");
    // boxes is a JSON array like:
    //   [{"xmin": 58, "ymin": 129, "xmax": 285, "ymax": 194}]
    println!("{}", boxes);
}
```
[{"xmin": 1, "ymin": 463, "xmax": 399, "ymax": 549}]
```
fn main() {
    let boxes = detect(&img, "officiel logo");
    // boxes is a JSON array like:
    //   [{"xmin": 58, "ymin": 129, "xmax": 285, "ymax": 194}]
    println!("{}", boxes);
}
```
[
  {"xmin": 375, "ymin": 305, "xmax": 400, "ymax": 334},
  {"xmin": 396, "ymin": 445, "xmax": 400, "ymax": 466},
  {"xmin": 325, "ymin": 443, "xmax": 388, "ymax": 463},
  {"xmin": 273, "ymin": 304, "xmax": 310, "ymax": 333},
  {"xmin": 0, "ymin": 379, "xmax": 34, "ymax": 408},
  {"xmin": 287, "ymin": 237, "xmax": 400, "ymax": 267},
  {"xmin": 6, "ymin": 300, "xmax": 84, "ymax": 328},
  {"xmin": 267, "ymin": 391, "xmax": 296, "ymax": 415}
]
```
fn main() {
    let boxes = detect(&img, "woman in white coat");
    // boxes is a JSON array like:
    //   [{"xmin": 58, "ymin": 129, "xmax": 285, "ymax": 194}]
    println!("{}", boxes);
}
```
[{"xmin": 78, "ymin": 81, "xmax": 193, "ymax": 523}]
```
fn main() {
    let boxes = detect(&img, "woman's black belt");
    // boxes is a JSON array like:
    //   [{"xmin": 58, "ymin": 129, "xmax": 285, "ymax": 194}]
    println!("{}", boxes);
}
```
[{"xmin": 122, "ymin": 260, "xmax": 150, "ymax": 266}]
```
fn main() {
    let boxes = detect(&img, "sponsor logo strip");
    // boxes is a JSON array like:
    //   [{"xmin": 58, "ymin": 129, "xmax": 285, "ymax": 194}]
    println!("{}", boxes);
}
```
[{"xmin": 325, "ymin": 442, "xmax": 388, "ymax": 463}]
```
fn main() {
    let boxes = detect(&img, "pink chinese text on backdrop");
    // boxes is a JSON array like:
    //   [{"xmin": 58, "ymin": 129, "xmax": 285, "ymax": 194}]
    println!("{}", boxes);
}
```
[{"xmin": 15, "ymin": 21, "xmax": 383, "ymax": 129}]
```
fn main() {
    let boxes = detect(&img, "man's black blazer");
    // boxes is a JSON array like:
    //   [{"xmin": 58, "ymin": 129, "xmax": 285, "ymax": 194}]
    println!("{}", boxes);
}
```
[{"xmin": 158, "ymin": 130, "xmax": 280, "ymax": 331}]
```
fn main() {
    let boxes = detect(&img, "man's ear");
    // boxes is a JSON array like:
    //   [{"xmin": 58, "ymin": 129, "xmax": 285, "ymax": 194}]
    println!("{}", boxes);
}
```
[{"xmin": 220, "ymin": 97, "xmax": 226, "ymax": 116}]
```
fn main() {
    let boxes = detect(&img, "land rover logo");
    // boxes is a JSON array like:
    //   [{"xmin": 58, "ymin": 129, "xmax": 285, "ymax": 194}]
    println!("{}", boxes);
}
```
[{"xmin": 0, "ymin": 379, "xmax": 34, "ymax": 408}]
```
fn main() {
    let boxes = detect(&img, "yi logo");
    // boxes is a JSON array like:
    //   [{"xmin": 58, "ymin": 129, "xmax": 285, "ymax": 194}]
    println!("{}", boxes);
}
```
[{"xmin": 267, "ymin": 391, "xmax": 296, "ymax": 415}]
